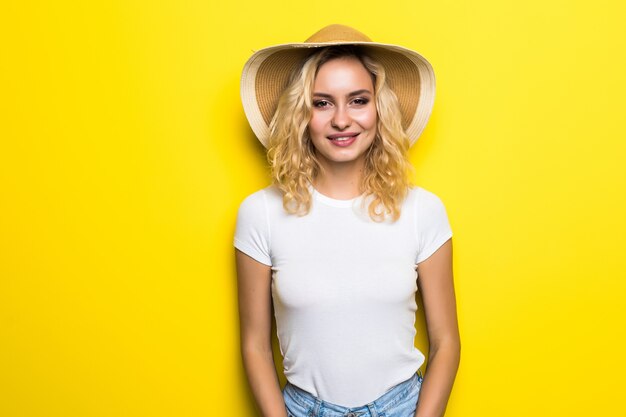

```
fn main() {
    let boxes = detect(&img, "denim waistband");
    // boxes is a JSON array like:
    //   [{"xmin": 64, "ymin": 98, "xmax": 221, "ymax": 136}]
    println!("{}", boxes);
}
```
[{"xmin": 283, "ymin": 368, "xmax": 424, "ymax": 417}]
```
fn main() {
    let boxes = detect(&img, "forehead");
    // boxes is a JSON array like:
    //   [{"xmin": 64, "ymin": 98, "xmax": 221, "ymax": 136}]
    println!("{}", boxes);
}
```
[{"xmin": 313, "ymin": 56, "xmax": 374, "ymax": 90}]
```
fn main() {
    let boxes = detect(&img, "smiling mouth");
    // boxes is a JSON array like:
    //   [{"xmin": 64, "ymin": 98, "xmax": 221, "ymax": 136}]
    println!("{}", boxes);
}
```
[{"xmin": 327, "ymin": 133, "xmax": 359, "ymax": 141}]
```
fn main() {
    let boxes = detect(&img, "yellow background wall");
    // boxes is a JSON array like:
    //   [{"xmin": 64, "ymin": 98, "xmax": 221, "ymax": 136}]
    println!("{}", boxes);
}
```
[{"xmin": 1, "ymin": 1, "xmax": 625, "ymax": 416}]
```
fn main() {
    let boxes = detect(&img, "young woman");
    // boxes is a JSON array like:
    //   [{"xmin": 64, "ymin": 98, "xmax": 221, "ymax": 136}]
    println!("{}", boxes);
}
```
[{"xmin": 234, "ymin": 24, "xmax": 460, "ymax": 417}]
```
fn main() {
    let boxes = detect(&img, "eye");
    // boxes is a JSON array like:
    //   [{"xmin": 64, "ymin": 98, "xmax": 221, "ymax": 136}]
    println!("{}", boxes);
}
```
[
  {"xmin": 352, "ymin": 98, "xmax": 369, "ymax": 105},
  {"xmin": 313, "ymin": 100, "xmax": 330, "ymax": 108}
]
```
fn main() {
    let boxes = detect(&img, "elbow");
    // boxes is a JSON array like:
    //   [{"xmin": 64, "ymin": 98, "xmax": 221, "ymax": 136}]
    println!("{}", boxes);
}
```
[
  {"xmin": 430, "ymin": 335, "xmax": 461, "ymax": 358},
  {"xmin": 240, "ymin": 340, "xmax": 274, "ymax": 360}
]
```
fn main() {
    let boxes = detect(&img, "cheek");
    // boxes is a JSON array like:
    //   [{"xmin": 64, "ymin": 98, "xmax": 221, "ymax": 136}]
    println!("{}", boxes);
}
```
[
  {"xmin": 355, "ymin": 110, "xmax": 377, "ymax": 129},
  {"xmin": 309, "ymin": 113, "xmax": 327, "ymax": 136}
]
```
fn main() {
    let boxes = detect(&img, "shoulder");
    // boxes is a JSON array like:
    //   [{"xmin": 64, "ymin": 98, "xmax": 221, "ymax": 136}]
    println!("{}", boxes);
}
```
[
  {"xmin": 409, "ymin": 185, "xmax": 451, "ymax": 222},
  {"xmin": 236, "ymin": 185, "xmax": 285, "ymax": 221}
]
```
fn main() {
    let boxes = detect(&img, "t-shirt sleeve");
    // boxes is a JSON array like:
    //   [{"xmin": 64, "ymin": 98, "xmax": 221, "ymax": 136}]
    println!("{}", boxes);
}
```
[
  {"xmin": 415, "ymin": 188, "xmax": 453, "ymax": 264},
  {"xmin": 233, "ymin": 190, "xmax": 272, "ymax": 266}
]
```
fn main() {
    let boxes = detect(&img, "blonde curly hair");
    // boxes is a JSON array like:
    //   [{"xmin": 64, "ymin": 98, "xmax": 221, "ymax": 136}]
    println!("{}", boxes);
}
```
[{"xmin": 266, "ymin": 45, "xmax": 415, "ymax": 222}]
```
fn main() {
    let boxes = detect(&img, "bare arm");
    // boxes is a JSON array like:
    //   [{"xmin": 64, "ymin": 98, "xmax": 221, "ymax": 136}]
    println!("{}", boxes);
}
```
[
  {"xmin": 414, "ymin": 239, "xmax": 461, "ymax": 417},
  {"xmin": 236, "ymin": 248, "xmax": 287, "ymax": 417}
]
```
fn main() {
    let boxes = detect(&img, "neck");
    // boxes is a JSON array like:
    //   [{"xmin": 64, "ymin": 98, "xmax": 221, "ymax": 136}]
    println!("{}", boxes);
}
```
[{"xmin": 312, "ymin": 158, "xmax": 366, "ymax": 200}]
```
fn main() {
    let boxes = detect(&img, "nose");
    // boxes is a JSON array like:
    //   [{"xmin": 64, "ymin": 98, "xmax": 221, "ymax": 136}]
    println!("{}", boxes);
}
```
[{"xmin": 331, "ymin": 105, "xmax": 351, "ymax": 130}]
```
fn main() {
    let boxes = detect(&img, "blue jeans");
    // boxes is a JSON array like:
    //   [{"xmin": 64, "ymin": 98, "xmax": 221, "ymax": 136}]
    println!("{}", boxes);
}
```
[{"xmin": 282, "ymin": 369, "xmax": 424, "ymax": 417}]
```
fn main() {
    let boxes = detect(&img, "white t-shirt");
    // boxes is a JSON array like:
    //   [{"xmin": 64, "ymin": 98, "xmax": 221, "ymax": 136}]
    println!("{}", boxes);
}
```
[{"xmin": 234, "ymin": 183, "xmax": 453, "ymax": 407}]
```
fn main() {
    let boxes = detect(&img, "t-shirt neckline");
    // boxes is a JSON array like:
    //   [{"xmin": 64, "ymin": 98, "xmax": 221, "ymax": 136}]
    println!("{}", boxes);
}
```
[{"xmin": 308, "ymin": 183, "xmax": 365, "ymax": 208}]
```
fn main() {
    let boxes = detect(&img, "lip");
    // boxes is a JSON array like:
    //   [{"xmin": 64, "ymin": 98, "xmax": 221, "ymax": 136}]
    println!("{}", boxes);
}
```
[
  {"xmin": 327, "ymin": 132, "xmax": 360, "ymax": 140},
  {"xmin": 327, "ymin": 133, "xmax": 359, "ymax": 147}
]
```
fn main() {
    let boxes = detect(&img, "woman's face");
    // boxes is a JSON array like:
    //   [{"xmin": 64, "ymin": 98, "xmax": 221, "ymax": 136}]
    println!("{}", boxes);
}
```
[{"xmin": 308, "ymin": 56, "xmax": 377, "ymax": 170}]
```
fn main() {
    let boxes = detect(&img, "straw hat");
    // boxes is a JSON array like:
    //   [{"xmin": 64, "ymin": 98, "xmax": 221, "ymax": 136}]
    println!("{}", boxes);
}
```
[{"xmin": 240, "ymin": 24, "xmax": 436, "ymax": 148}]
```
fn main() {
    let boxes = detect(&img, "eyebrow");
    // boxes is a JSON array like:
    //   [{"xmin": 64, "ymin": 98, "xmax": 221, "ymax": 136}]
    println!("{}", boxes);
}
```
[{"xmin": 312, "ymin": 89, "xmax": 372, "ymax": 98}]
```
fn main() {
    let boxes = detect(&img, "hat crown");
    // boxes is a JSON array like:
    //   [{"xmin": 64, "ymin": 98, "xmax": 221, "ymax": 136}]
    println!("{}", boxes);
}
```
[{"xmin": 304, "ymin": 24, "xmax": 372, "ymax": 44}]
